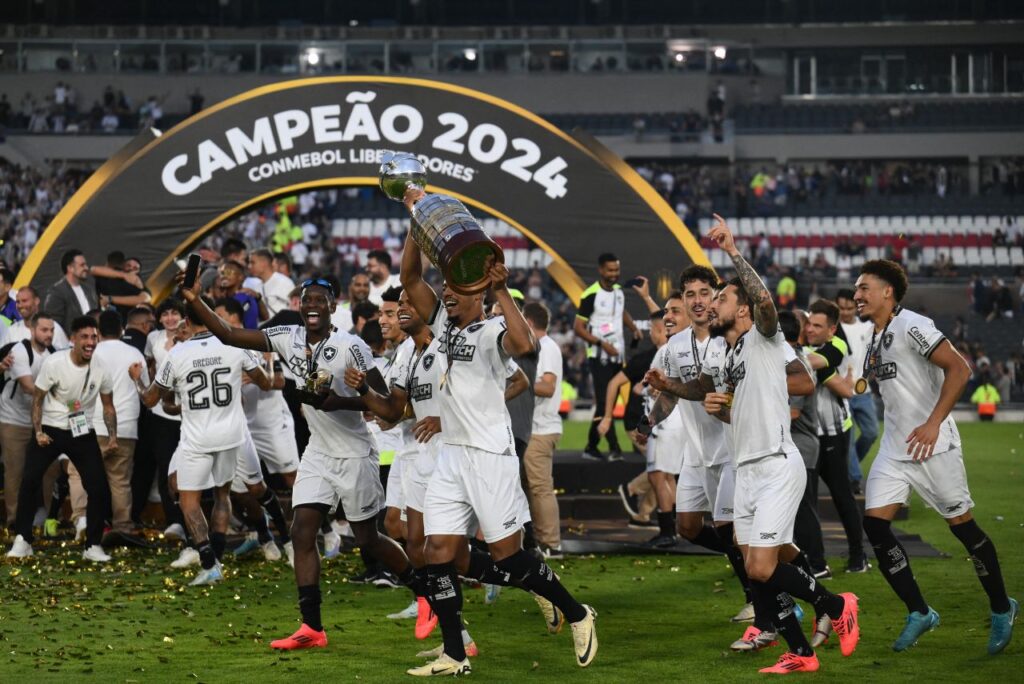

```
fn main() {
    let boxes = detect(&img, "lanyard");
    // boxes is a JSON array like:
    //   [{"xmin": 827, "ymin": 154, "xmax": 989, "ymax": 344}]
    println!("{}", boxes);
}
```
[
  {"xmin": 863, "ymin": 306, "xmax": 901, "ymax": 376},
  {"xmin": 690, "ymin": 328, "xmax": 710, "ymax": 374},
  {"xmin": 304, "ymin": 328, "xmax": 333, "ymax": 377},
  {"xmin": 77, "ymin": 364, "xmax": 92, "ymax": 400}
]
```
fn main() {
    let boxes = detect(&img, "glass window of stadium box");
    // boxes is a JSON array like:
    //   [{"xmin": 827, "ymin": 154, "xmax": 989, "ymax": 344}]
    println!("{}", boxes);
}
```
[
  {"xmin": 390, "ymin": 43, "xmax": 435, "ymax": 74},
  {"xmin": 259, "ymin": 44, "xmax": 301, "ymax": 74},
  {"xmin": 164, "ymin": 43, "xmax": 206, "ymax": 74},
  {"xmin": 73, "ymin": 43, "xmax": 117, "ymax": 73},
  {"xmin": 346, "ymin": 43, "xmax": 386, "ymax": 74},
  {"xmin": 118, "ymin": 44, "xmax": 162, "ymax": 73},
  {"xmin": 482, "ymin": 43, "xmax": 527, "ymax": 73},
  {"xmin": 0, "ymin": 43, "xmax": 19, "ymax": 72},
  {"xmin": 573, "ymin": 41, "xmax": 625, "ymax": 73},
  {"xmin": 22, "ymin": 42, "xmax": 74, "ymax": 72},
  {"xmin": 208, "ymin": 44, "xmax": 256, "ymax": 74},
  {"xmin": 438, "ymin": 43, "xmax": 482, "ymax": 73},
  {"xmin": 625, "ymin": 42, "xmax": 667, "ymax": 72},
  {"xmin": 299, "ymin": 45, "xmax": 345, "ymax": 74},
  {"xmin": 527, "ymin": 43, "xmax": 570, "ymax": 72}
]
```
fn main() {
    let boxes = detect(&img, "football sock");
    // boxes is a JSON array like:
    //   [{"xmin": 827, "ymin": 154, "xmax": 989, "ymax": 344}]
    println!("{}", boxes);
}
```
[
  {"xmin": 789, "ymin": 551, "xmax": 821, "ymax": 617},
  {"xmin": 522, "ymin": 521, "xmax": 539, "ymax": 551},
  {"xmin": 950, "ymin": 519, "xmax": 1011, "ymax": 613},
  {"xmin": 753, "ymin": 581, "xmax": 813, "ymax": 656},
  {"xmin": 749, "ymin": 580, "xmax": 778, "ymax": 632},
  {"xmin": 715, "ymin": 524, "xmax": 752, "ymax": 603},
  {"xmin": 496, "ymin": 550, "xmax": 587, "ymax": 623},
  {"xmin": 197, "ymin": 541, "xmax": 216, "ymax": 570},
  {"xmin": 48, "ymin": 473, "xmax": 70, "ymax": 519},
  {"xmin": 657, "ymin": 511, "xmax": 675, "ymax": 538},
  {"xmin": 259, "ymin": 488, "xmax": 291, "ymax": 543},
  {"xmin": 767, "ymin": 562, "xmax": 845, "ymax": 620},
  {"xmin": 690, "ymin": 524, "xmax": 729, "ymax": 553},
  {"xmin": 210, "ymin": 532, "xmax": 227, "ymax": 561},
  {"xmin": 320, "ymin": 518, "xmax": 332, "ymax": 535},
  {"xmin": 252, "ymin": 511, "xmax": 273, "ymax": 544},
  {"xmin": 426, "ymin": 563, "xmax": 467, "ymax": 661},
  {"xmin": 297, "ymin": 584, "xmax": 323, "ymax": 631},
  {"xmin": 398, "ymin": 564, "xmax": 429, "ymax": 597},
  {"xmin": 465, "ymin": 550, "xmax": 512, "ymax": 586},
  {"xmin": 864, "ymin": 515, "xmax": 929, "ymax": 614}
]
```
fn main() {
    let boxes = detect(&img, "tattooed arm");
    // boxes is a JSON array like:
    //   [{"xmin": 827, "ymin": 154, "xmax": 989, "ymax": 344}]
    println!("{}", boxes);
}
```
[
  {"xmin": 707, "ymin": 213, "xmax": 778, "ymax": 338},
  {"xmin": 644, "ymin": 368, "xmax": 716, "ymax": 402},
  {"xmin": 100, "ymin": 391, "xmax": 118, "ymax": 454},
  {"xmin": 32, "ymin": 388, "xmax": 52, "ymax": 446}
]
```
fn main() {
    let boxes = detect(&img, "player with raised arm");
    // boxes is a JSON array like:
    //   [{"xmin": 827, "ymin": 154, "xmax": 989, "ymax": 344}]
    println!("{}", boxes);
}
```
[
  {"xmin": 647, "ymin": 215, "xmax": 860, "ymax": 674},
  {"xmin": 399, "ymin": 186, "xmax": 597, "ymax": 676},
  {"xmin": 853, "ymin": 260, "xmax": 1017, "ymax": 654},
  {"xmin": 132, "ymin": 298, "xmax": 272, "ymax": 585},
  {"xmin": 176, "ymin": 274, "xmax": 425, "ymax": 651}
]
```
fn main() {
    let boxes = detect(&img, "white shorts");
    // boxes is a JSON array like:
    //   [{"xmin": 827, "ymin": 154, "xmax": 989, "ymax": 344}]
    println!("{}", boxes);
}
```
[
  {"xmin": 404, "ymin": 438, "xmax": 441, "ymax": 514},
  {"xmin": 173, "ymin": 443, "xmax": 243, "ymax": 491},
  {"xmin": 865, "ymin": 448, "xmax": 974, "ymax": 519},
  {"xmin": 424, "ymin": 443, "xmax": 531, "ymax": 544},
  {"xmin": 230, "ymin": 432, "xmax": 265, "ymax": 494},
  {"xmin": 292, "ymin": 448, "xmax": 384, "ymax": 522},
  {"xmin": 646, "ymin": 430, "xmax": 685, "ymax": 475},
  {"xmin": 385, "ymin": 449, "xmax": 408, "ymax": 510},
  {"xmin": 733, "ymin": 451, "xmax": 805, "ymax": 547},
  {"xmin": 250, "ymin": 422, "xmax": 300, "ymax": 474},
  {"xmin": 676, "ymin": 461, "xmax": 736, "ymax": 522}
]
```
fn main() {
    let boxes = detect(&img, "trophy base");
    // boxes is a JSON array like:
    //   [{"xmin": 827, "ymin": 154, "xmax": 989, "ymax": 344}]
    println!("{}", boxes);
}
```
[{"xmin": 442, "ymin": 233, "xmax": 505, "ymax": 295}]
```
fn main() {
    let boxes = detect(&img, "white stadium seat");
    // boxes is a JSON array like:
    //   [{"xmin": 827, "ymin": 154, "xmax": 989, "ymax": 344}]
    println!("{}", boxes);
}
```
[
  {"xmin": 980, "ymin": 248, "xmax": 996, "ymax": 267},
  {"xmin": 964, "ymin": 247, "xmax": 982, "ymax": 267},
  {"xmin": 331, "ymin": 219, "xmax": 346, "ymax": 237},
  {"xmin": 819, "ymin": 217, "xmax": 836, "ymax": 234},
  {"xmin": 1011, "ymin": 247, "xmax": 1024, "ymax": 267},
  {"xmin": 358, "ymin": 218, "xmax": 374, "ymax": 237},
  {"xmin": 737, "ymin": 217, "xmax": 753, "ymax": 237},
  {"xmin": 995, "ymin": 247, "xmax": 1011, "ymax": 267}
]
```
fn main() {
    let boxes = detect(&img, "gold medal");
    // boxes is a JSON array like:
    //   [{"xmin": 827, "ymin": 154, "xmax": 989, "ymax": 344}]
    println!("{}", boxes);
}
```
[{"xmin": 854, "ymin": 377, "xmax": 868, "ymax": 394}]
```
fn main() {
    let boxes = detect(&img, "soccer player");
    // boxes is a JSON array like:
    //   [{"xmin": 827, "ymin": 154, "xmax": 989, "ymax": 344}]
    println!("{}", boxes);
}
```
[
  {"xmin": 399, "ymin": 186, "xmax": 597, "ymax": 676},
  {"xmin": 132, "ymin": 298, "xmax": 272, "ymax": 585},
  {"xmin": 853, "ymin": 260, "xmax": 1017, "ymax": 654},
  {"xmin": 835, "ymin": 288, "xmax": 879, "ymax": 492},
  {"xmin": 7, "ymin": 315, "xmax": 117, "ymax": 563},
  {"xmin": 802, "ymin": 299, "xmax": 869, "ymax": 574},
  {"xmin": 177, "ymin": 276, "xmax": 423, "ymax": 651},
  {"xmin": 646, "ymin": 216, "xmax": 859, "ymax": 673}
]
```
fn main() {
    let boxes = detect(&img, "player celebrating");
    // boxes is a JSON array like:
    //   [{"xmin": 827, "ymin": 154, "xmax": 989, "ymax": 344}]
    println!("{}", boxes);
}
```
[
  {"xmin": 177, "ymin": 275, "xmax": 423, "ymax": 651},
  {"xmin": 853, "ymin": 260, "xmax": 1017, "ymax": 654},
  {"xmin": 399, "ymin": 187, "xmax": 597, "ymax": 676},
  {"xmin": 133, "ymin": 298, "xmax": 272, "ymax": 585}
]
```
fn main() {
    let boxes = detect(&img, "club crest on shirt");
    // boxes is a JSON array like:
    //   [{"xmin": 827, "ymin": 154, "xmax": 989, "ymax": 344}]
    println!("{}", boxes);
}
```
[
  {"xmin": 322, "ymin": 346, "xmax": 338, "ymax": 361},
  {"xmin": 882, "ymin": 332, "xmax": 895, "ymax": 350},
  {"xmin": 422, "ymin": 354, "xmax": 435, "ymax": 370},
  {"xmin": 467, "ymin": 322, "xmax": 485, "ymax": 334}
]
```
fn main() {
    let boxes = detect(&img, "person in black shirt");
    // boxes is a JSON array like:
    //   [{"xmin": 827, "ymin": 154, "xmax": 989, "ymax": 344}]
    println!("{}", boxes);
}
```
[
  {"xmin": 121, "ymin": 306, "xmax": 154, "ymax": 355},
  {"xmin": 94, "ymin": 251, "xmax": 151, "ymax": 318}
]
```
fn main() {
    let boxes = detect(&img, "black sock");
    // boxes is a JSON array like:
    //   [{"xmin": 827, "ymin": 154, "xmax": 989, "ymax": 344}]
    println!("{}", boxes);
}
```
[
  {"xmin": 496, "ymin": 550, "xmax": 587, "ymax": 623},
  {"xmin": 755, "ymin": 581, "xmax": 813, "ymax": 656},
  {"xmin": 360, "ymin": 546, "xmax": 380, "ymax": 574},
  {"xmin": 251, "ymin": 511, "xmax": 273, "ymax": 544},
  {"xmin": 767, "ymin": 562, "xmax": 845, "ymax": 619},
  {"xmin": 298, "ymin": 584, "xmax": 323, "ymax": 631},
  {"xmin": 320, "ymin": 518, "xmax": 333, "ymax": 534},
  {"xmin": 465, "ymin": 550, "xmax": 512, "ymax": 586},
  {"xmin": 657, "ymin": 510, "xmax": 676, "ymax": 537},
  {"xmin": 950, "ymin": 519, "xmax": 1011, "ymax": 613},
  {"xmin": 398, "ymin": 564, "xmax": 429, "ymax": 597},
  {"xmin": 197, "ymin": 541, "xmax": 216, "ymax": 570},
  {"xmin": 49, "ymin": 473, "xmax": 69, "ymax": 519},
  {"xmin": 791, "ymin": 551, "xmax": 814, "ymax": 577},
  {"xmin": 210, "ymin": 532, "xmax": 227, "ymax": 561},
  {"xmin": 749, "ymin": 580, "xmax": 777, "ymax": 632},
  {"xmin": 864, "ymin": 516, "xmax": 929, "ymax": 614},
  {"xmin": 690, "ymin": 524, "xmax": 729, "ymax": 553},
  {"xmin": 426, "ymin": 563, "xmax": 466, "ymax": 661},
  {"xmin": 716, "ymin": 524, "xmax": 752, "ymax": 603},
  {"xmin": 259, "ymin": 489, "xmax": 291, "ymax": 543}
]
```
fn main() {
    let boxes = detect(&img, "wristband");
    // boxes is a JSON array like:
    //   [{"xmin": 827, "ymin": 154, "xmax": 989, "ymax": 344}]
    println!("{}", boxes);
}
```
[
  {"xmin": 637, "ymin": 415, "xmax": 654, "ymax": 437},
  {"xmin": 356, "ymin": 382, "xmax": 369, "ymax": 396}
]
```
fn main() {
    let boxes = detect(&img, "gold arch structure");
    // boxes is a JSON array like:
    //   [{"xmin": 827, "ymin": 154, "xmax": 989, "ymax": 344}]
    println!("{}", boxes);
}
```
[{"xmin": 16, "ymin": 76, "xmax": 709, "ymax": 304}]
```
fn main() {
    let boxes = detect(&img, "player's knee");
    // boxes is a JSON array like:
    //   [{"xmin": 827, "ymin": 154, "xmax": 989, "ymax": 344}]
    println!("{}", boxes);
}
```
[
  {"xmin": 677, "ymin": 517, "xmax": 701, "ymax": 540},
  {"xmin": 862, "ymin": 515, "xmax": 890, "ymax": 544},
  {"xmin": 744, "ymin": 558, "xmax": 774, "ymax": 583}
]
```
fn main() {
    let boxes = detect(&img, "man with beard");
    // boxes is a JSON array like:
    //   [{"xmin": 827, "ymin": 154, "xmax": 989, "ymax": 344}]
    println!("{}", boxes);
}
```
[
  {"xmin": 645, "ymin": 215, "xmax": 859, "ymax": 674},
  {"xmin": 332, "ymin": 273, "xmax": 371, "ymax": 333},
  {"xmin": 177, "ymin": 275, "xmax": 423, "ymax": 651},
  {"xmin": 397, "ymin": 186, "xmax": 597, "ymax": 676}
]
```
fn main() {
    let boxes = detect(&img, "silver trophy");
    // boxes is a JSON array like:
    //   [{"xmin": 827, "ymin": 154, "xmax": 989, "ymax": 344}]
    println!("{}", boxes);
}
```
[{"xmin": 379, "ymin": 151, "xmax": 503, "ymax": 295}]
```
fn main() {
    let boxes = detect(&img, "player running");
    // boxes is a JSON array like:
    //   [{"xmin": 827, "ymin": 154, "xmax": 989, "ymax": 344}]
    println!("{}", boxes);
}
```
[{"xmin": 853, "ymin": 259, "xmax": 1017, "ymax": 654}]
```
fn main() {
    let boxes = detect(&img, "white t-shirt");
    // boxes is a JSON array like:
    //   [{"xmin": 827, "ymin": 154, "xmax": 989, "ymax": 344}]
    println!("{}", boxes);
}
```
[
  {"xmin": 92, "ymin": 339, "xmax": 147, "ymax": 440},
  {"xmin": 429, "ymin": 303, "xmax": 515, "ymax": 455},
  {"xmin": 35, "ymin": 350, "xmax": 114, "ymax": 432},
  {"xmin": 577, "ymin": 282, "xmax": 626, "ymax": 361},
  {"xmin": 665, "ymin": 327, "xmax": 731, "ymax": 467},
  {"xmin": 706, "ymin": 328, "xmax": 798, "ymax": 465},
  {"xmin": 145, "ymin": 329, "xmax": 182, "ymax": 421},
  {"xmin": 841, "ymin": 318, "xmax": 874, "ymax": 383},
  {"xmin": 531, "ymin": 335, "xmax": 564, "ymax": 435},
  {"xmin": 6, "ymin": 319, "xmax": 71, "ymax": 349},
  {"xmin": 263, "ymin": 324, "xmax": 377, "ymax": 459},
  {"xmin": 332, "ymin": 302, "xmax": 354, "ymax": 334},
  {"xmin": 871, "ymin": 308, "xmax": 961, "ymax": 462},
  {"xmin": 647, "ymin": 343, "xmax": 685, "ymax": 439},
  {"xmin": 397, "ymin": 337, "xmax": 443, "ymax": 428},
  {"xmin": 261, "ymin": 272, "xmax": 295, "ymax": 317},
  {"xmin": 379, "ymin": 336, "xmax": 417, "ymax": 449},
  {"xmin": 155, "ymin": 332, "xmax": 258, "ymax": 453},
  {"xmin": 368, "ymin": 274, "xmax": 402, "ymax": 306},
  {"xmin": 0, "ymin": 341, "xmax": 51, "ymax": 427},
  {"xmin": 70, "ymin": 284, "xmax": 91, "ymax": 316}
]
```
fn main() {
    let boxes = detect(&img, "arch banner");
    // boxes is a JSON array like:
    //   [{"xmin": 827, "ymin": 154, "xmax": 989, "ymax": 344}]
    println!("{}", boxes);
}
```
[{"xmin": 16, "ymin": 76, "xmax": 708, "ymax": 303}]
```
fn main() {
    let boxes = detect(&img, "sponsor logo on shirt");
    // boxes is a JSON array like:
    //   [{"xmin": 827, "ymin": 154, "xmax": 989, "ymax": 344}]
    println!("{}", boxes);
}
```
[
  {"xmin": 350, "ymin": 344, "xmax": 369, "ymax": 371},
  {"xmin": 907, "ymin": 326, "xmax": 930, "ymax": 350},
  {"xmin": 874, "ymin": 361, "xmax": 898, "ymax": 381},
  {"xmin": 410, "ymin": 383, "xmax": 433, "ymax": 401},
  {"xmin": 727, "ymin": 360, "xmax": 746, "ymax": 385}
]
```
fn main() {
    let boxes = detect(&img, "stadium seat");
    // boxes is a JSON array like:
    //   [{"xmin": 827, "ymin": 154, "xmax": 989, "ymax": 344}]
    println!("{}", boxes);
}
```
[
  {"xmin": 1011, "ymin": 247, "xmax": 1024, "ymax": 267},
  {"xmin": 964, "ymin": 247, "xmax": 982, "ymax": 266},
  {"xmin": 995, "ymin": 247, "xmax": 1011, "ymax": 267},
  {"xmin": 737, "ymin": 217, "xmax": 753, "ymax": 237},
  {"xmin": 331, "ymin": 219, "xmax": 346, "ymax": 238},
  {"xmin": 358, "ymin": 218, "xmax": 374, "ymax": 238},
  {"xmin": 980, "ymin": 248, "xmax": 996, "ymax": 267}
]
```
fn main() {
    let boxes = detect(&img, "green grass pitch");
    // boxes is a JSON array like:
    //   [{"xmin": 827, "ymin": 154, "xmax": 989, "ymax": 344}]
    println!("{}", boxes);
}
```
[{"xmin": 1, "ymin": 422, "xmax": 1021, "ymax": 682}]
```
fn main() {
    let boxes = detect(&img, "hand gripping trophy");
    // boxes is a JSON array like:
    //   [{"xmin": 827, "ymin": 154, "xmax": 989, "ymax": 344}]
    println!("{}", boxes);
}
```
[{"xmin": 378, "ymin": 151, "xmax": 504, "ymax": 294}]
